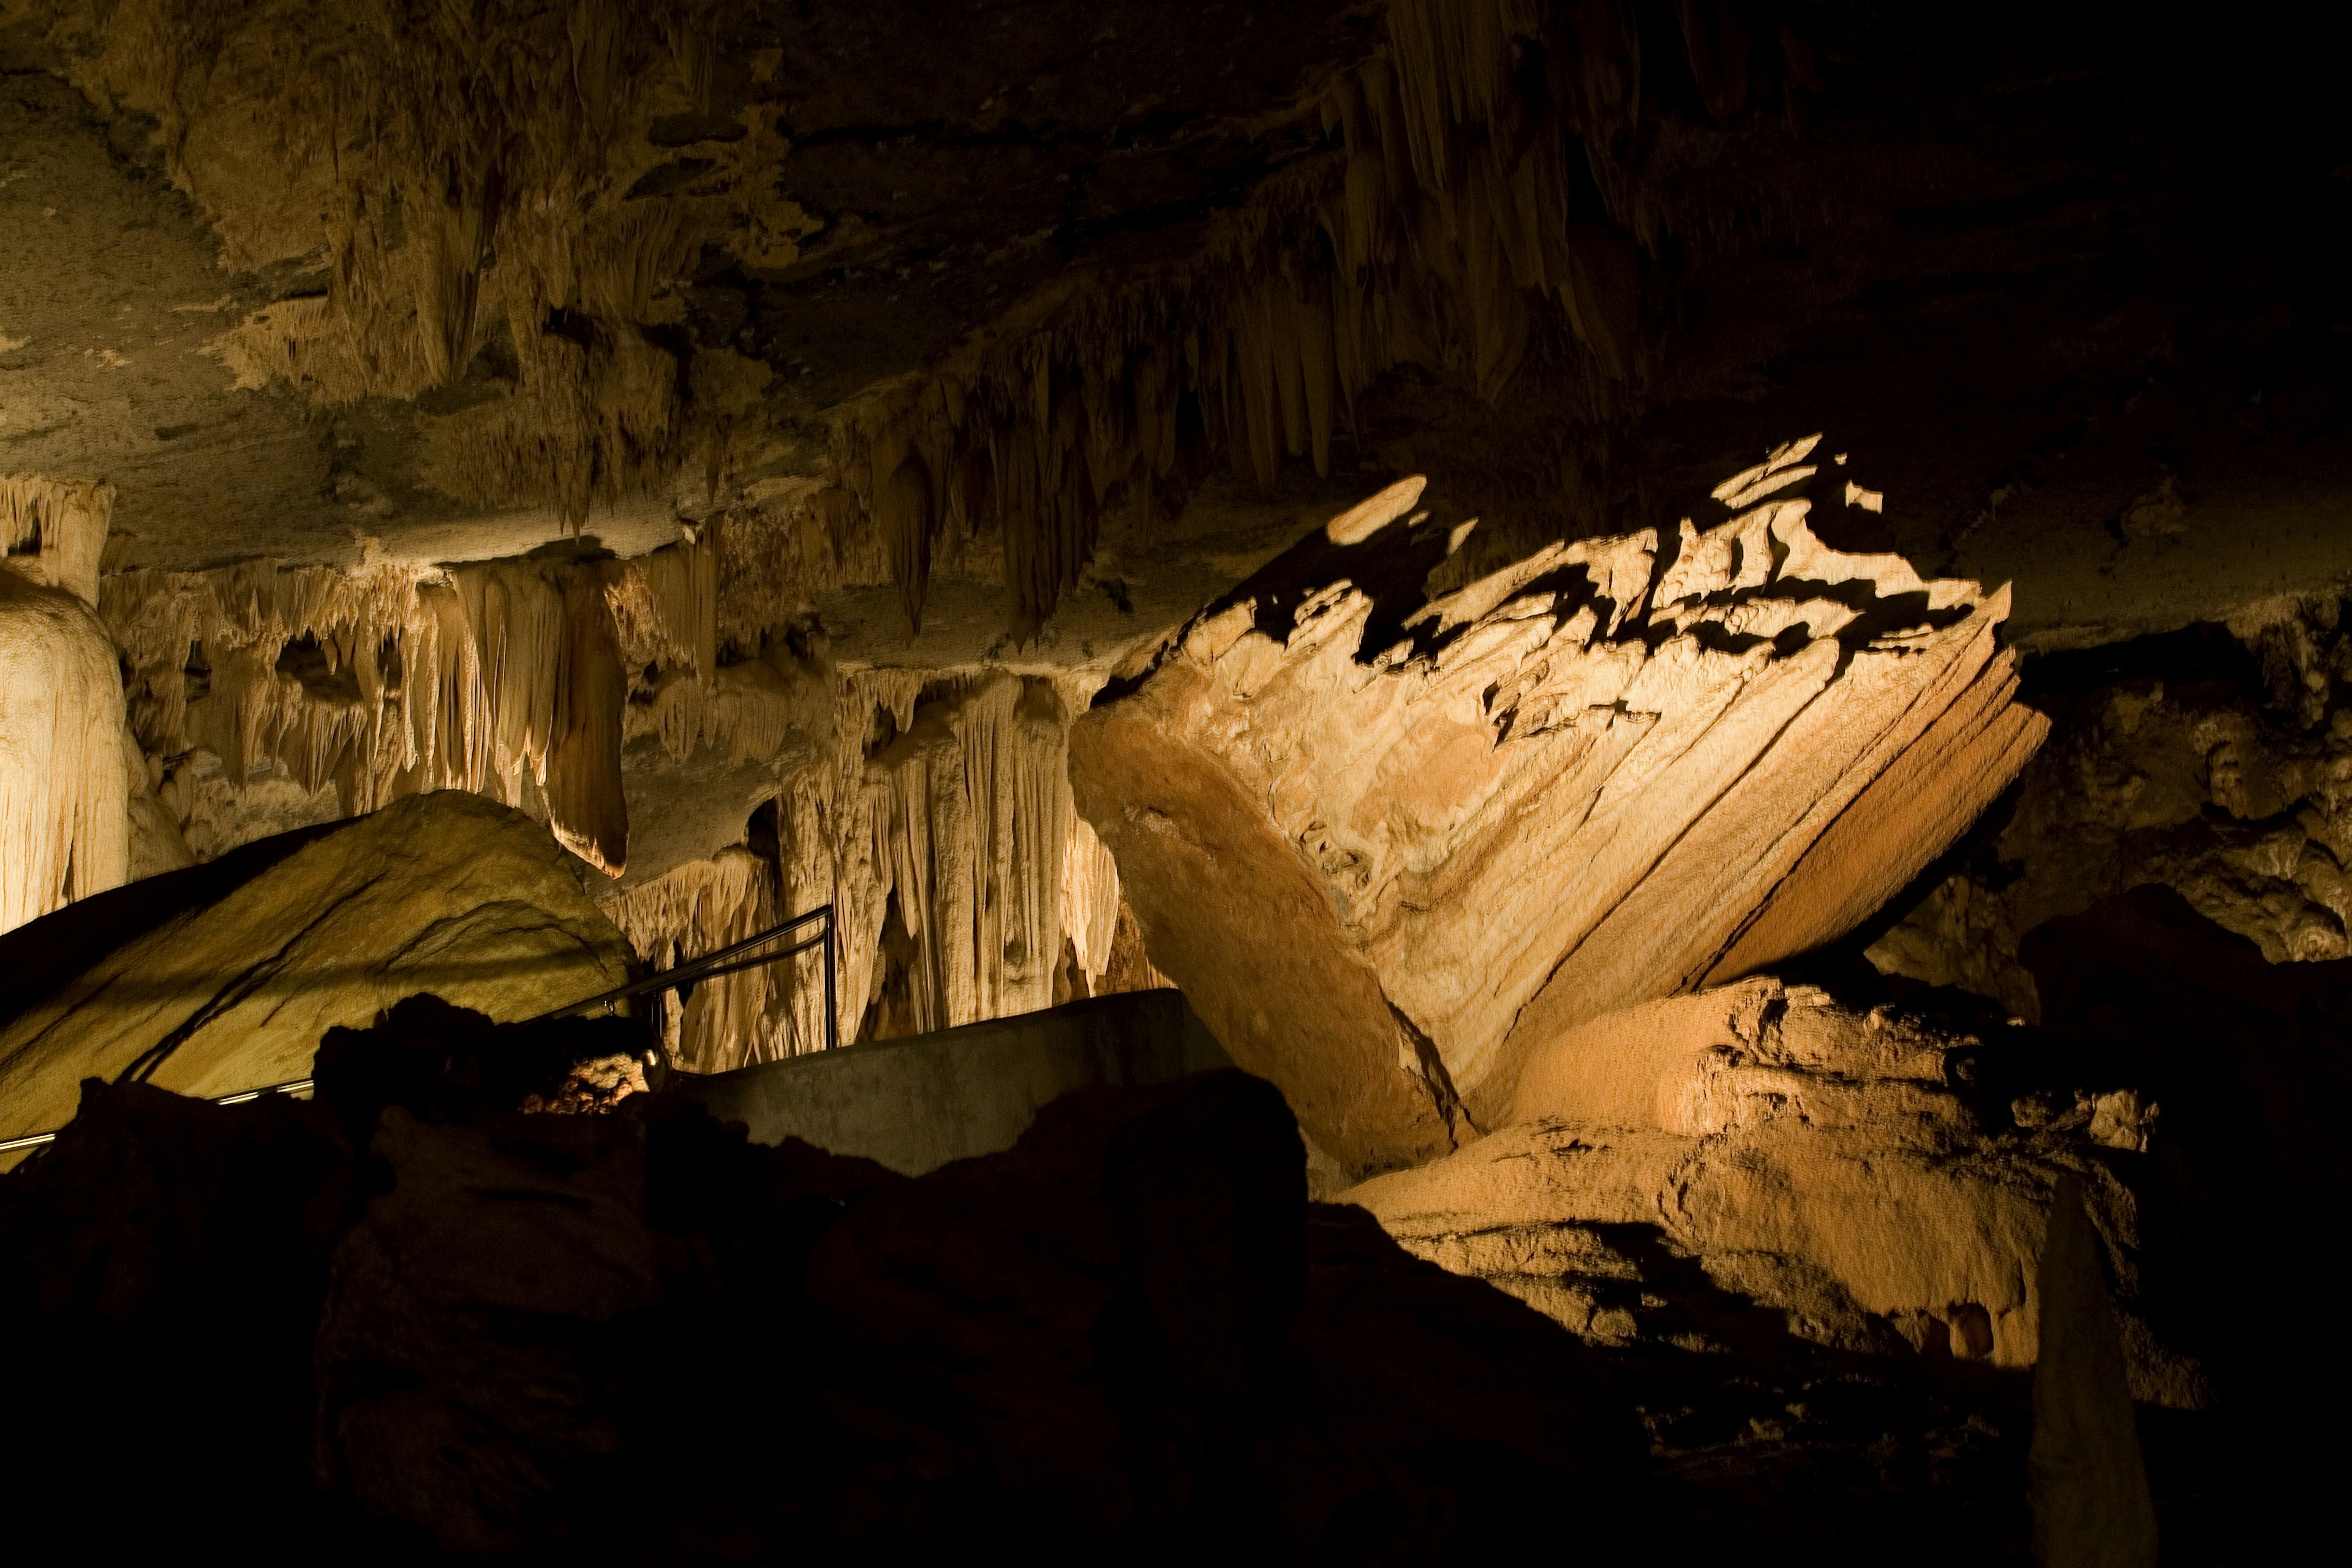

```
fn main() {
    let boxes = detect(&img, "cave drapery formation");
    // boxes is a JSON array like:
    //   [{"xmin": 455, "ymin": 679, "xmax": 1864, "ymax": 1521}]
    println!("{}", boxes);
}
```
[{"xmin": 3, "ymin": 0, "xmax": 2349, "ymax": 1557}]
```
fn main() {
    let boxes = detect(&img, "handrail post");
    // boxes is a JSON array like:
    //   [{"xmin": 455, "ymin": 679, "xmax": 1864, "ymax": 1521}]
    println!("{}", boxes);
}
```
[{"xmin": 822, "ymin": 905, "xmax": 839, "ymax": 1052}]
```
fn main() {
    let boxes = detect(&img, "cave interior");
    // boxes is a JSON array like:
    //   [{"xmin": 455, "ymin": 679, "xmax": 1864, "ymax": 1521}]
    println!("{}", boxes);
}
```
[{"xmin": 1, "ymin": 1, "xmax": 2347, "ymax": 1561}]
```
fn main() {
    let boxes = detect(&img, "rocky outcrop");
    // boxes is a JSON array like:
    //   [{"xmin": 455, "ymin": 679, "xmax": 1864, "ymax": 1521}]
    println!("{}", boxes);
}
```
[
  {"xmin": 1340, "ymin": 977, "xmax": 2204, "ymax": 1408},
  {"xmin": 1071, "ymin": 446, "xmax": 2048, "ymax": 1176},
  {"xmin": 1872, "ymin": 600, "xmax": 2352, "ymax": 1015},
  {"xmin": 0, "ymin": 791, "xmax": 632, "ymax": 1153}
]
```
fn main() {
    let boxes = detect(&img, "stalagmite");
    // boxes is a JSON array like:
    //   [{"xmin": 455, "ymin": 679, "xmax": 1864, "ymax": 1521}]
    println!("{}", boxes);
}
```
[
  {"xmin": 1070, "ymin": 446, "xmax": 2050, "ymax": 1175},
  {"xmin": 2030, "ymin": 1176, "xmax": 2162, "ymax": 1567}
]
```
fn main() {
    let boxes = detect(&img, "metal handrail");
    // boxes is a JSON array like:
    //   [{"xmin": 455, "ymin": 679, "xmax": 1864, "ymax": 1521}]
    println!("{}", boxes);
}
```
[
  {"xmin": 0, "ymin": 905, "xmax": 840, "ymax": 1158},
  {"xmin": 531, "ymin": 904, "xmax": 838, "ymax": 1046}
]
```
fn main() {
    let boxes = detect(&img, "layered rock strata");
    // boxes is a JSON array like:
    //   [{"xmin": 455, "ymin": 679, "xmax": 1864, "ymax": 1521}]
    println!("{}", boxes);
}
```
[{"xmin": 1071, "ymin": 442, "xmax": 2049, "ymax": 1175}]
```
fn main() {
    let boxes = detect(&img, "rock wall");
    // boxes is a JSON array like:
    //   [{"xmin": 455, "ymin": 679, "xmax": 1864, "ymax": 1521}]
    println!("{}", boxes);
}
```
[{"xmin": 1071, "ymin": 444, "xmax": 2048, "ymax": 1177}]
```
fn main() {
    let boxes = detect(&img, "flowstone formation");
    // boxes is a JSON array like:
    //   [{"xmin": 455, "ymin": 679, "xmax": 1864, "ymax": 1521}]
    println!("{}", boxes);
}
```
[
  {"xmin": 598, "ymin": 668, "xmax": 1163, "ymax": 1071},
  {"xmin": 1072, "ymin": 441, "xmax": 2049, "ymax": 1175},
  {"xmin": 99, "ymin": 536, "xmax": 1161, "ymax": 1071},
  {"xmin": 0, "ymin": 791, "xmax": 631, "ymax": 1156}
]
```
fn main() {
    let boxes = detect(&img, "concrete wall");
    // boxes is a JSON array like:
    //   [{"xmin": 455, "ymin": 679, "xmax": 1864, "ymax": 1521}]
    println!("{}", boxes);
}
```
[{"xmin": 668, "ymin": 988, "xmax": 1232, "ymax": 1175}]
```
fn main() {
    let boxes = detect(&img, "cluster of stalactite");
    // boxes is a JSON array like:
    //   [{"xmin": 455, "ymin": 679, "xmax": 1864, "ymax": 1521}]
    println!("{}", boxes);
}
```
[
  {"xmin": 601, "ymin": 669, "xmax": 1159, "ymax": 1074},
  {"xmin": 42, "ymin": 0, "xmax": 1814, "ymax": 636},
  {"xmin": 826, "ymin": 0, "xmax": 1815, "ymax": 635},
  {"xmin": 94, "ymin": 518, "xmax": 1154, "ymax": 1070},
  {"xmin": 101, "ymin": 527, "xmax": 737, "ymax": 876},
  {"xmin": 2, "ymin": 475, "xmax": 111, "ymax": 607}
]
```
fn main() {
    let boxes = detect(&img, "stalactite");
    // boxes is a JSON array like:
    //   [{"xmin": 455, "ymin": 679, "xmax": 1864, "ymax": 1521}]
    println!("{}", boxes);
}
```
[
  {"xmin": 600, "ymin": 846, "xmax": 785, "ymax": 1072},
  {"xmin": 1, "ymin": 475, "xmax": 112, "ymax": 609},
  {"xmin": 818, "ymin": 0, "xmax": 1749, "ymax": 635},
  {"xmin": 54, "ymin": 0, "xmax": 1800, "ymax": 636},
  {"xmin": 97, "ymin": 533, "xmax": 744, "ymax": 876}
]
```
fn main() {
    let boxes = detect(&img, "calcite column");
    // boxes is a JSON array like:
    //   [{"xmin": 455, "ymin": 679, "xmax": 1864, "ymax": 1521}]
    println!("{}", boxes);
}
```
[{"xmin": 1, "ymin": 478, "xmax": 130, "ymax": 934}]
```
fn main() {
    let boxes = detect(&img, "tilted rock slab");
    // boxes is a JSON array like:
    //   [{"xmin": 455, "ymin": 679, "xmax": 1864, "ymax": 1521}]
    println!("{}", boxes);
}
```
[
  {"xmin": 0, "ymin": 792, "xmax": 632, "ymax": 1156},
  {"xmin": 1340, "ymin": 978, "xmax": 2205, "ymax": 1407},
  {"xmin": 1071, "ymin": 443, "xmax": 2049, "ymax": 1175}
]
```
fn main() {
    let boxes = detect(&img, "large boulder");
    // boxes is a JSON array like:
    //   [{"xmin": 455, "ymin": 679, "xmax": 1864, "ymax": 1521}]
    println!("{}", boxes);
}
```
[
  {"xmin": 1070, "ymin": 444, "xmax": 2048, "ymax": 1177},
  {"xmin": 0, "ymin": 791, "xmax": 632, "ymax": 1153}
]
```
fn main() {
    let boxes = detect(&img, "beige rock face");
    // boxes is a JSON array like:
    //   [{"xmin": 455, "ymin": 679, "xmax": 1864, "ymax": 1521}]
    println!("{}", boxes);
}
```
[
  {"xmin": 1071, "ymin": 447, "xmax": 2049, "ymax": 1175},
  {"xmin": 1341, "ymin": 979, "xmax": 2203, "ymax": 1406},
  {"xmin": 0, "ymin": 792, "xmax": 632, "ymax": 1153},
  {"xmin": 0, "ymin": 567, "xmax": 129, "ymax": 934}
]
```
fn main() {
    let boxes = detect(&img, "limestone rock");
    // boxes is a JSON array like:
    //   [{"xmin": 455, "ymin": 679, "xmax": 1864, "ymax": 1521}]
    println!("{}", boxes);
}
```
[
  {"xmin": 1340, "ymin": 978, "xmax": 2204, "ymax": 1406},
  {"xmin": 1873, "ymin": 600, "xmax": 2352, "ymax": 1013},
  {"xmin": 0, "ymin": 792, "xmax": 633, "ymax": 1152},
  {"xmin": 1071, "ymin": 450, "xmax": 2049, "ymax": 1175},
  {"xmin": 0, "ymin": 567, "xmax": 129, "ymax": 934}
]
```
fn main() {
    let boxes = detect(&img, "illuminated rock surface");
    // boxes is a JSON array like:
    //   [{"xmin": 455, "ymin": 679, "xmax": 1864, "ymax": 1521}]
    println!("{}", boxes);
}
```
[
  {"xmin": 0, "ymin": 567, "xmax": 129, "ymax": 933},
  {"xmin": 0, "ymin": 3, "xmax": 2346, "ymax": 1556},
  {"xmin": 0, "ymin": 791, "xmax": 631, "ymax": 1152},
  {"xmin": 1073, "ymin": 453, "xmax": 2048, "ymax": 1175},
  {"xmin": 1342, "ymin": 978, "xmax": 2201, "ymax": 1404}
]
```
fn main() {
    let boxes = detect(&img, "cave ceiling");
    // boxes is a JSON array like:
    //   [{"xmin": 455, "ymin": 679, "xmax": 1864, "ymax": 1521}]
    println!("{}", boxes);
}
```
[{"xmin": 1, "ymin": 0, "xmax": 2346, "ymax": 668}]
